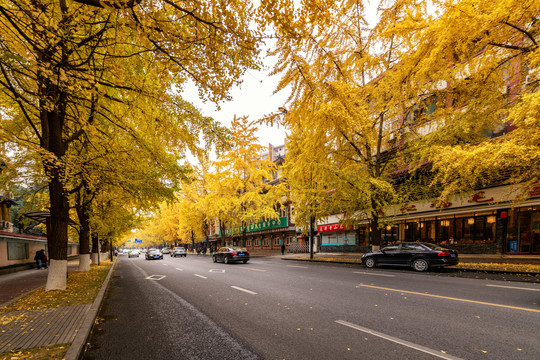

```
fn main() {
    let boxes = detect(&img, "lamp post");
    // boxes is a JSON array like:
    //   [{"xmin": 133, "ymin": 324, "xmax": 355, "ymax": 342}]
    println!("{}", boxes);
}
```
[{"xmin": 308, "ymin": 172, "xmax": 315, "ymax": 259}]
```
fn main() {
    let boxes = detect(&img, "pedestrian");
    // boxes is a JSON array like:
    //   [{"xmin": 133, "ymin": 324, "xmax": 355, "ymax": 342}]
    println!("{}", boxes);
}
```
[
  {"xmin": 34, "ymin": 249, "xmax": 46, "ymax": 270},
  {"xmin": 281, "ymin": 243, "xmax": 286, "ymax": 255},
  {"xmin": 42, "ymin": 252, "xmax": 48, "ymax": 269}
]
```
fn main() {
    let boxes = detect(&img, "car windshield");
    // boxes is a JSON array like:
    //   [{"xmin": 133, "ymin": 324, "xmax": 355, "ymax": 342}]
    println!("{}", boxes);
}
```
[{"xmin": 149, "ymin": 250, "xmax": 160, "ymax": 254}]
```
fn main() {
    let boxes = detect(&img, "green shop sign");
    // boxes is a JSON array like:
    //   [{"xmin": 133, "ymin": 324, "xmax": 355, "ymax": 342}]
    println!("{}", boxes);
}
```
[{"xmin": 224, "ymin": 217, "xmax": 288, "ymax": 236}]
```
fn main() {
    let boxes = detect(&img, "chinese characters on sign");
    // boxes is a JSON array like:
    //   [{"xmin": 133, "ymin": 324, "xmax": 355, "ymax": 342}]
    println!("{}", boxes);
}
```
[
  {"xmin": 224, "ymin": 217, "xmax": 288, "ymax": 236},
  {"xmin": 317, "ymin": 223, "xmax": 353, "ymax": 233}
]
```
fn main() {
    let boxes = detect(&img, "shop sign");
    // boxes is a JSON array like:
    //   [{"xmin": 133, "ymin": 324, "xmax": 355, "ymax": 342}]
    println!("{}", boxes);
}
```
[
  {"xmin": 223, "ymin": 217, "xmax": 288, "ymax": 236},
  {"xmin": 468, "ymin": 191, "xmax": 494, "ymax": 203},
  {"xmin": 399, "ymin": 203, "xmax": 417, "ymax": 213},
  {"xmin": 318, "ymin": 223, "xmax": 353, "ymax": 233},
  {"xmin": 509, "ymin": 240, "xmax": 518, "ymax": 253}
]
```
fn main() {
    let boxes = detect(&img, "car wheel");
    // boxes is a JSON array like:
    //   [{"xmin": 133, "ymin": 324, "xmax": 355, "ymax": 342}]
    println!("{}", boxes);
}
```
[
  {"xmin": 183, "ymin": 254, "xmax": 186, "ymax": 257},
  {"xmin": 412, "ymin": 258, "xmax": 429, "ymax": 272},
  {"xmin": 364, "ymin": 257, "xmax": 376, "ymax": 268},
  {"xmin": 243, "ymin": 260, "xmax": 248, "ymax": 264},
  {"xmin": 224, "ymin": 256, "xmax": 230, "ymax": 264}
]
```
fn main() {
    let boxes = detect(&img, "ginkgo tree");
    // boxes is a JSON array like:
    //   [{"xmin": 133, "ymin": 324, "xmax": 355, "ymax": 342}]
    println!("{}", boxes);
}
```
[
  {"xmin": 397, "ymin": 0, "xmax": 540, "ymax": 200},
  {"xmin": 205, "ymin": 116, "xmax": 287, "ymax": 246},
  {"xmin": 263, "ymin": 0, "xmax": 423, "ymax": 249},
  {"xmin": 0, "ymin": 0, "xmax": 261, "ymax": 290}
]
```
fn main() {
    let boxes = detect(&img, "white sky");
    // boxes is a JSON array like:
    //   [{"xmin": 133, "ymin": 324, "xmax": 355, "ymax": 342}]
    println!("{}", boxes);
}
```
[
  {"xmin": 181, "ymin": 1, "xmax": 381, "ymax": 152},
  {"xmin": 182, "ymin": 60, "xmax": 290, "ymax": 149}
]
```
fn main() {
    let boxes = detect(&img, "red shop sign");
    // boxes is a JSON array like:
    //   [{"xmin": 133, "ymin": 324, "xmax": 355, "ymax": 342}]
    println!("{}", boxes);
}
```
[{"xmin": 317, "ymin": 223, "xmax": 353, "ymax": 233}]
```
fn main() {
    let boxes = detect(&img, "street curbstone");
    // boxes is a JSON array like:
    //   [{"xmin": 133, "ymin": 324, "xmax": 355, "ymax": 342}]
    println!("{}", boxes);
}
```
[{"xmin": 63, "ymin": 256, "xmax": 118, "ymax": 360}]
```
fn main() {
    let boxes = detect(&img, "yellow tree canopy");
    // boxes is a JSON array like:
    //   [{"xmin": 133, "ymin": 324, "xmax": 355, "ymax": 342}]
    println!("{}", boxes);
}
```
[
  {"xmin": 263, "ymin": 0, "xmax": 421, "ymax": 244},
  {"xmin": 205, "ymin": 116, "xmax": 287, "ymax": 235},
  {"xmin": 396, "ymin": 0, "xmax": 540, "ymax": 199}
]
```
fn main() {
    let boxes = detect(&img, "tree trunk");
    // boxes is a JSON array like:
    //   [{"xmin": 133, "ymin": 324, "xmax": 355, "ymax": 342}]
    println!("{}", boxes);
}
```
[
  {"xmin": 370, "ymin": 215, "xmax": 382, "ymax": 251},
  {"xmin": 45, "ymin": 175, "xmax": 69, "ymax": 290},
  {"xmin": 76, "ymin": 201, "xmax": 91, "ymax": 272},
  {"xmin": 92, "ymin": 233, "xmax": 100, "ymax": 265}
]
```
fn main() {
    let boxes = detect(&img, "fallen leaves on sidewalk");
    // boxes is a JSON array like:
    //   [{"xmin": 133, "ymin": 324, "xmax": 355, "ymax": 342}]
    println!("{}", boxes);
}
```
[
  {"xmin": 1, "ymin": 260, "xmax": 113, "ymax": 313},
  {"xmin": 0, "ymin": 343, "xmax": 69, "ymax": 360},
  {"xmin": 297, "ymin": 257, "xmax": 540, "ymax": 273}
]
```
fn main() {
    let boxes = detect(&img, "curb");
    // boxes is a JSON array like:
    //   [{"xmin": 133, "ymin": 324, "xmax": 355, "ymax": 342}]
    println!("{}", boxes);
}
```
[
  {"xmin": 282, "ymin": 257, "xmax": 540, "ymax": 276},
  {"xmin": 64, "ymin": 257, "xmax": 118, "ymax": 360}
]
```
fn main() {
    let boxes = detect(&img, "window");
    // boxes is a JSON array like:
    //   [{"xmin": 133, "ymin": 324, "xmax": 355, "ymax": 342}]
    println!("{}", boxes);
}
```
[
  {"xmin": 401, "ymin": 244, "xmax": 424, "ymax": 251},
  {"xmin": 7, "ymin": 242, "xmax": 28, "ymax": 260}
]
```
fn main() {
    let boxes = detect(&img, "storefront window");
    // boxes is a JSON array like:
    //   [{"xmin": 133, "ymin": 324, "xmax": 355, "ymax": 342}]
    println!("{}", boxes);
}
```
[
  {"xmin": 519, "ymin": 208, "xmax": 533, "ymax": 253},
  {"xmin": 437, "ymin": 218, "xmax": 452, "ymax": 244},
  {"xmin": 357, "ymin": 226, "xmax": 370, "ymax": 245},
  {"xmin": 382, "ymin": 225, "xmax": 398, "ymax": 245},
  {"xmin": 532, "ymin": 206, "xmax": 540, "ymax": 253},
  {"xmin": 506, "ymin": 206, "xmax": 540, "ymax": 253}
]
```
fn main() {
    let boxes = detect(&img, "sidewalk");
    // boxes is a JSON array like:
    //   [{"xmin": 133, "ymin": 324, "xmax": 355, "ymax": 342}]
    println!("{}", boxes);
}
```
[{"xmin": 0, "ymin": 259, "xmax": 116, "ymax": 359}]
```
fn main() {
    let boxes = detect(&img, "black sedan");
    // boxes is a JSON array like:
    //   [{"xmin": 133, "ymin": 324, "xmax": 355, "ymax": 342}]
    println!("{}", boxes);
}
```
[
  {"xmin": 212, "ymin": 247, "xmax": 250, "ymax": 264},
  {"xmin": 361, "ymin": 242, "xmax": 459, "ymax": 272},
  {"xmin": 145, "ymin": 249, "xmax": 163, "ymax": 260}
]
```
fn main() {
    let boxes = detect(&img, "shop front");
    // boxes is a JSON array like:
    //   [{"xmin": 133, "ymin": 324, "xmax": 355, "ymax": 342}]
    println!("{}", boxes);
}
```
[
  {"xmin": 314, "ymin": 185, "xmax": 540, "ymax": 255},
  {"xmin": 223, "ymin": 216, "xmax": 295, "ymax": 251},
  {"xmin": 389, "ymin": 185, "xmax": 540, "ymax": 254}
]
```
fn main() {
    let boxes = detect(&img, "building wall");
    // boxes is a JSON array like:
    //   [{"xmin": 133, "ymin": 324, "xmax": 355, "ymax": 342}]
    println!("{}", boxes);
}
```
[
  {"xmin": 0, "ymin": 234, "xmax": 47, "ymax": 268},
  {"xmin": 0, "ymin": 233, "xmax": 80, "ymax": 268}
]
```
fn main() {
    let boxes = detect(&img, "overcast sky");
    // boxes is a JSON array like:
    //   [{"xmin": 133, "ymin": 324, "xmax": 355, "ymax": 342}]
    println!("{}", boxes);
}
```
[{"xmin": 183, "ymin": 58, "xmax": 290, "ymax": 149}]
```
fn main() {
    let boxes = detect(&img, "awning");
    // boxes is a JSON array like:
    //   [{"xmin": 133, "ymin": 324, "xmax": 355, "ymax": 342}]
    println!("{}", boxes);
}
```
[
  {"xmin": 0, "ymin": 195, "xmax": 17, "ymax": 206},
  {"xmin": 24, "ymin": 211, "xmax": 51, "ymax": 224}
]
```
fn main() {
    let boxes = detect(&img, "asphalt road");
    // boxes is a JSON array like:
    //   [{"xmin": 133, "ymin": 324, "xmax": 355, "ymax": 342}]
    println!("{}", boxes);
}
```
[{"xmin": 83, "ymin": 254, "xmax": 540, "ymax": 360}]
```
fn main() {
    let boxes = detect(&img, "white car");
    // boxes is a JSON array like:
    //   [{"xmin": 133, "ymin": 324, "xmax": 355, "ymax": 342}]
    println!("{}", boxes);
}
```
[
  {"xmin": 171, "ymin": 247, "xmax": 187, "ymax": 257},
  {"xmin": 128, "ymin": 250, "xmax": 140, "ymax": 258}
]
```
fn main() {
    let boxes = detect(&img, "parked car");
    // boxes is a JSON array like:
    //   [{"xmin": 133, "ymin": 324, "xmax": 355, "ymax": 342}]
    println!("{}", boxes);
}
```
[
  {"xmin": 146, "ymin": 249, "xmax": 163, "ymax": 260},
  {"xmin": 361, "ymin": 242, "xmax": 459, "ymax": 272},
  {"xmin": 161, "ymin": 248, "xmax": 171, "ymax": 254},
  {"xmin": 128, "ymin": 250, "xmax": 140, "ymax": 258},
  {"xmin": 171, "ymin": 247, "xmax": 187, "ymax": 257},
  {"xmin": 212, "ymin": 247, "xmax": 250, "ymax": 264}
]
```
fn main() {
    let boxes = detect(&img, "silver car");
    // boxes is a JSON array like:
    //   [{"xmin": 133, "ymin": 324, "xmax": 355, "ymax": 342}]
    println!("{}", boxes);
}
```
[{"xmin": 171, "ymin": 247, "xmax": 187, "ymax": 257}]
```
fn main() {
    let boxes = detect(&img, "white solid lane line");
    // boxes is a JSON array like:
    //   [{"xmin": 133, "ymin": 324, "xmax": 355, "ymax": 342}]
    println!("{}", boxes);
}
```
[
  {"xmin": 194, "ymin": 274, "xmax": 207, "ymax": 279},
  {"xmin": 353, "ymin": 271, "xmax": 395, "ymax": 277},
  {"xmin": 175, "ymin": 268, "xmax": 183, "ymax": 271},
  {"xmin": 286, "ymin": 265, "xmax": 309, "ymax": 269},
  {"xmin": 231, "ymin": 286, "xmax": 257, "ymax": 295},
  {"xmin": 486, "ymin": 284, "xmax": 540, "ymax": 292},
  {"xmin": 335, "ymin": 320, "xmax": 463, "ymax": 360}
]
